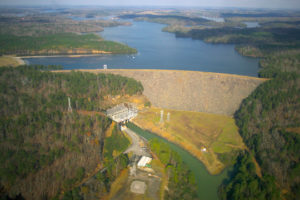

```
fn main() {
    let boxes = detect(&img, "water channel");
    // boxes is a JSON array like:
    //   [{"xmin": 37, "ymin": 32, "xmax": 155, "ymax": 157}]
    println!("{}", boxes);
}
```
[{"xmin": 128, "ymin": 124, "xmax": 232, "ymax": 200}]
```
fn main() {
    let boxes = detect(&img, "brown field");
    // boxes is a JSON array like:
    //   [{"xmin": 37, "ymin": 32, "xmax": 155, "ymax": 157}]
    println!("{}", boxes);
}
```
[
  {"xmin": 132, "ymin": 107, "xmax": 246, "ymax": 174},
  {"xmin": 0, "ymin": 56, "xmax": 25, "ymax": 67}
]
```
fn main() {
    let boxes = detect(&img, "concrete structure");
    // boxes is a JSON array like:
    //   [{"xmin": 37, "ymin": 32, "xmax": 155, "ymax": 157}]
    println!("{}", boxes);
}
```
[
  {"xmin": 130, "ymin": 181, "xmax": 146, "ymax": 194},
  {"xmin": 59, "ymin": 69, "xmax": 266, "ymax": 115},
  {"xmin": 92, "ymin": 69, "xmax": 266, "ymax": 116},
  {"xmin": 137, "ymin": 156, "xmax": 152, "ymax": 168},
  {"xmin": 106, "ymin": 103, "xmax": 138, "ymax": 123}
]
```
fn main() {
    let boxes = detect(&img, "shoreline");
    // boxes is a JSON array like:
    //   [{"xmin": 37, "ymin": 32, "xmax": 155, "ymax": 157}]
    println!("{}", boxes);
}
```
[
  {"xmin": 14, "ymin": 57, "xmax": 26, "ymax": 65},
  {"xmin": 19, "ymin": 53, "xmax": 112, "ymax": 59}
]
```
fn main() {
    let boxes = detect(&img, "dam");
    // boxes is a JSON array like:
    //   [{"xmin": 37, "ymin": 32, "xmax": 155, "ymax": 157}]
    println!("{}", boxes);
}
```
[{"xmin": 69, "ymin": 69, "xmax": 266, "ymax": 116}]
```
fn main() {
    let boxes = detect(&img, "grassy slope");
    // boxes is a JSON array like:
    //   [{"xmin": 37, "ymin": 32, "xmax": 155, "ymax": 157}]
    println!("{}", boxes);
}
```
[
  {"xmin": 133, "ymin": 107, "xmax": 245, "ymax": 174},
  {"xmin": 0, "ymin": 56, "xmax": 23, "ymax": 67}
]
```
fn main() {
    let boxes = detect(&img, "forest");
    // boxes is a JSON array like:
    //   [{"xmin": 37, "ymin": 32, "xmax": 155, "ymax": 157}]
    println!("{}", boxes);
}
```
[
  {"xmin": 217, "ymin": 24, "xmax": 300, "ymax": 200},
  {"xmin": 0, "ymin": 15, "xmax": 129, "ymax": 36},
  {"xmin": 59, "ymin": 125, "xmax": 130, "ymax": 200},
  {"xmin": 0, "ymin": 65, "xmax": 142, "ymax": 199},
  {"xmin": 174, "ymin": 27, "xmax": 300, "ymax": 56},
  {"xmin": 230, "ymin": 65, "xmax": 300, "ymax": 199},
  {"xmin": 219, "ymin": 151, "xmax": 280, "ymax": 200},
  {"xmin": 0, "ymin": 33, "xmax": 137, "ymax": 56},
  {"xmin": 120, "ymin": 14, "xmax": 210, "ymax": 26},
  {"xmin": 0, "ymin": 12, "xmax": 136, "ymax": 56}
]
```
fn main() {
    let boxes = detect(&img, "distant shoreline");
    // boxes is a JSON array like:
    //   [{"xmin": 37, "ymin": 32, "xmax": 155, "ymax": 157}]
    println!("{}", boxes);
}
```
[
  {"xmin": 19, "ymin": 53, "xmax": 112, "ymax": 59},
  {"xmin": 17, "ymin": 53, "xmax": 113, "ymax": 65},
  {"xmin": 14, "ymin": 56, "xmax": 26, "ymax": 65}
]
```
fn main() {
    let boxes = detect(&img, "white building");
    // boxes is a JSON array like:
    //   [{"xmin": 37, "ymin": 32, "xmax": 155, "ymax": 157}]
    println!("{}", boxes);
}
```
[
  {"xmin": 137, "ymin": 156, "xmax": 152, "ymax": 168},
  {"xmin": 106, "ymin": 103, "xmax": 138, "ymax": 123}
]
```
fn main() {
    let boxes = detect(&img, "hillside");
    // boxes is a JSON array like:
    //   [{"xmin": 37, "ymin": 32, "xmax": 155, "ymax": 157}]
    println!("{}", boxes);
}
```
[
  {"xmin": 0, "ymin": 12, "xmax": 137, "ymax": 56},
  {"xmin": 231, "ymin": 69, "xmax": 300, "ymax": 199},
  {"xmin": 0, "ymin": 65, "xmax": 143, "ymax": 199},
  {"xmin": 0, "ymin": 33, "xmax": 137, "ymax": 56},
  {"xmin": 216, "ymin": 29, "xmax": 300, "ymax": 200}
]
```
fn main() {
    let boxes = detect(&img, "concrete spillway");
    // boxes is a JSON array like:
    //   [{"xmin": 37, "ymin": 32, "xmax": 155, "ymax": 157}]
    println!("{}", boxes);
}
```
[{"xmin": 64, "ymin": 69, "xmax": 266, "ymax": 116}]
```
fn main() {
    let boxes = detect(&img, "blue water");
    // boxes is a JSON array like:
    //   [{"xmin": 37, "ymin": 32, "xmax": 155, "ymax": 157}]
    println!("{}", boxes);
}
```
[
  {"xmin": 25, "ymin": 20, "xmax": 259, "ymax": 76},
  {"xmin": 244, "ymin": 21, "xmax": 260, "ymax": 28}
]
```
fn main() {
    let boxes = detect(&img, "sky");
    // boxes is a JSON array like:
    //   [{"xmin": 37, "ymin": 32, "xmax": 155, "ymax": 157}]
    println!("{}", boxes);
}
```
[{"xmin": 0, "ymin": 0, "xmax": 300, "ymax": 9}]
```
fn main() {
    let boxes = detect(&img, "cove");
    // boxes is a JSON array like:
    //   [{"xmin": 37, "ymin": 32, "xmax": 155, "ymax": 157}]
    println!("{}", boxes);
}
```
[
  {"xmin": 127, "ymin": 123, "xmax": 231, "ymax": 200},
  {"xmin": 24, "ymin": 20, "xmax": 259, "ymax": 77}
]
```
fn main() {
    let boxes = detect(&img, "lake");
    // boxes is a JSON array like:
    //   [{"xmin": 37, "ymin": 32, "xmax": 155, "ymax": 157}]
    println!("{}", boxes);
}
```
[
  {"xmin": 24, "ymin": 20, "xmax": 259, "ymax": 76},
  {"xmin": 244, "ymin": 21, "xmax": 260, "ymax": 28}
]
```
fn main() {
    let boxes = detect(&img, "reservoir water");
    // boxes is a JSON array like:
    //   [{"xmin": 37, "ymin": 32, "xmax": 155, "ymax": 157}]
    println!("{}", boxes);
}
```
[
  {"xmin": 129, "ymin": 124, "xmax": 232, "ymax": 200},
  {"xmin": 24, "ymin": 20, "xmax": 259, "ymax": 76}
]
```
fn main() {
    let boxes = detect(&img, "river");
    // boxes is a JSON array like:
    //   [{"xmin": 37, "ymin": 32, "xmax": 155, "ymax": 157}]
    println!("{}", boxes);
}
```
[
  {"xmin": 128, "ymin": 124, "xmax": 232, "ymax": 200},
  {"xmin": 24, "ymin": 20, "xmax": 259, "ymax": 77}
]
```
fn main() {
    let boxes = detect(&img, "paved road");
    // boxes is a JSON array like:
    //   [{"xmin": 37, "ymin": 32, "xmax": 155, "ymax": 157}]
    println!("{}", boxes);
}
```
[{"xmin": 124, "ymin": 128, "xmax": 149, "ymax": 156}]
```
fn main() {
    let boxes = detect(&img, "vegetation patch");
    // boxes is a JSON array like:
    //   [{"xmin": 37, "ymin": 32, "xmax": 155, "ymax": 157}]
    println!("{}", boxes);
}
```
[
  {"xmin": 149, "ymin": 139, "xmax": 199, "ymax": 200},
  {"xmin": 219, "ymin": 151, "xmax": 280, "ymax": 200}
]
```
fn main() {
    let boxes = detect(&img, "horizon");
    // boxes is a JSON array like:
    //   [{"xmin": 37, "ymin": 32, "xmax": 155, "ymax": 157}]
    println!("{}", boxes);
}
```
[
  {"xmin": 0, "ymin": 0, "xmax": 300, "ymax": 10},
  {"xmin": 0, "ymin": 5, "xmax": 300, "ymax": 12}
]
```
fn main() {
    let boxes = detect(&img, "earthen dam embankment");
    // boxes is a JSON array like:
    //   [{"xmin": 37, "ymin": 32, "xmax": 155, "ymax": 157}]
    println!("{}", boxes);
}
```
[{"xmin": 60, "ymin": 69, "xmax": 266, "ymax": 116}]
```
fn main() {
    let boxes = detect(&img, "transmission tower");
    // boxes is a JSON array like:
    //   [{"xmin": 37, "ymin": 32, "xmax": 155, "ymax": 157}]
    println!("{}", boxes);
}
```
[
  {"xmin": 68, "ymin": 97, "xmax": 72, "ymax": 113},
  {"xmin": 160, "ymin": 110, "xmax": 164, "ymax": 123}
]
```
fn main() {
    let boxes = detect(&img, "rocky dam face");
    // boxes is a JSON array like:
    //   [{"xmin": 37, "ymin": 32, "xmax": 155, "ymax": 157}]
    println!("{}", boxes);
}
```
[{"xmin": 70, "ymin": 69, "xmax": 266, "ymax": 116}]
